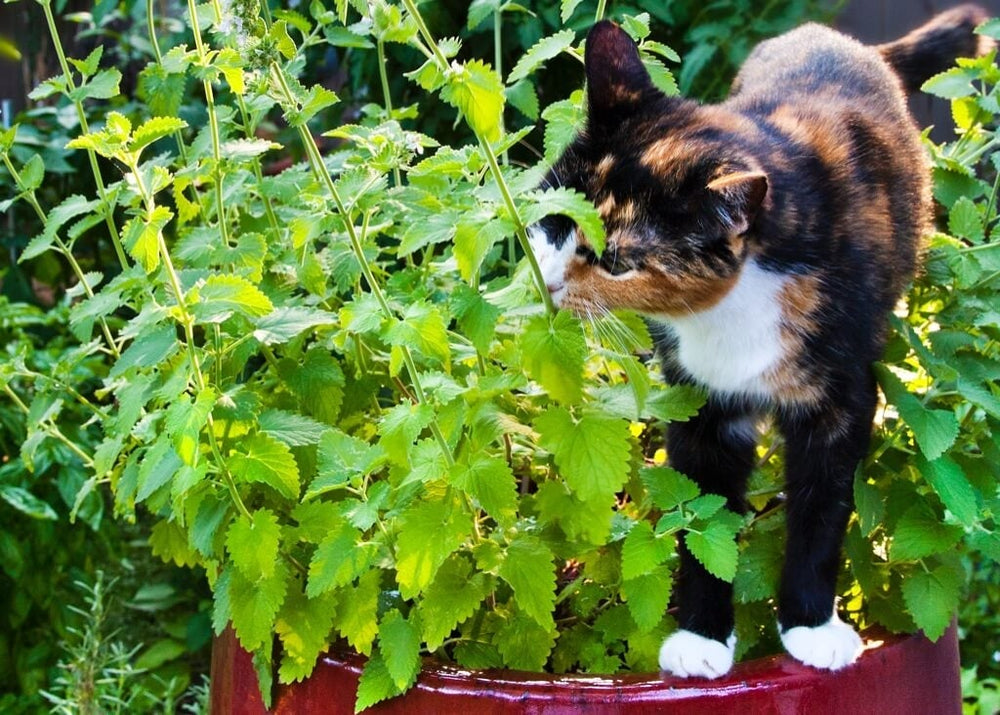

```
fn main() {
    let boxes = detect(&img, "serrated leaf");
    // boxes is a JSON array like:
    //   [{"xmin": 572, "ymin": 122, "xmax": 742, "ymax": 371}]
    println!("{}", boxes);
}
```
[
  {"xmin": 384, "ymin": 302, "xmax": 450, "ymax": 368},
  {"xmin": 70, "ymin": 67, "xmax": 121, "ymax": 101},
  {"xmin": 164, "ymin": 388, "xmax": 215, "ymax": 464},
  {"xmin": 309, "ymin": 429, "xmax": 385, "ymax": 498},
  {"xmin": 417, "ymin": 557, "xmax": 491, "ymax": 649},
  {"xmin": 450, "ymin": 454, "xmax": 518, "ymax": 527},
  {"xmin": 378, "ymin": 402, "xmax": 434, "ymax": 467},
  {"xmin": 507, "ymin": 29, "xmax": 575, "ymax": 85},
  {"xmin": 259, "ymin": 409, "xmax": 328, "ymax": 447},
  {"xmin": 535, "ymin": 407, "xmax": 630, "ymax": 502},
  {"xmin": 918, "ymin": 455, "xmax": 978, "ymax": 526},
  {"xmin": 306, "ymin": 520, "xmax": 367, "ymax": 597},
  {"xmin": 521, "ymin": 187, "xmax": 606, "ymax": 255},
  {"xmin": 922, "ymin": 67, "xmax": 977, "ymax": 99},
  {"xmin": 541, "ymin": 91, "xmax": 584, "ymax": 163},
  {"xmin": 450, "ymin": 285, "xmax": 499, "ymax": 354},
  {"xmin": 854, "ymin": 474, "xmax": 884, "ymax": 538},
  {"xmin": 493, "ymin": 611, "xmax": 556, "ymax": 671},
  {"xmin": 520, "ymin": 310, "xmax": 586, "ymax": 404},
  {"xmin": 454, "ymin": 215, "xmax": 513, "ymax": 282},
  {"xmin": 498, "ymin": 536, "xmax": 556, "ymax": 629},
  {"xmin": 226, "ymin": 508, "xmax": 281, "ymax": 580},
  {"xmin": 137, "ymin": 438, "xmax": 184, "ymax": 504},
  {"xmin": 506, "ymin": 79, "xmax": 539, "ymax": 120},
  {"xmin": 281, "ymin": 348, "xmax": 345, "ymax": 425},
  {"xmin": 622, "ymin": 565, "xmax": 672, "ymax": 632},
  {"xmin": 276, "ymin": 588, "xmax": 337, "ymax": 684},
  {"xmin": 354, "ymin": 651, "xmax": 400, "ymax": 713},
  {"xmin": 228, "ymin": 562, "xmax": 289, "ymax": 651},
  {"xmin": 335, "ymin": 568, "xmax": 380, "ymax": 655},
  {"xmin": 875, "ymin": 364, "xmax": 958, "ymax": 460},
  {"xmin": 640, "ymin": 466, "xmax": 700, "ymax": 511},
  {"xmin": 621, "ymin": 521, "xmax": 672, "ymax": 581},
  {"xmin": 229, "ymin": 432, "xmax": 300, "ymax": 499},
  {"xmin": 441, "ymin": 59, "xmax": 505, "ymax": 142},
  {"xmin": 902, "ymin": 563, "xmax": 962, "ymax": 641},
  {"xmin": 109, "ymin": 323, "xmax": 178, "ymax": 378},
  {"xmin": 378, "ymin": 609, "xmax": 421, "ymax": 691},
  {"xmin": 395, "ymin": 497, "xmax": 472, "ymax": 599},
  {"xmin": 561, "ymin": 0, "xmax": 584, "ymax": 22},
  {"xmin": 890, "ymin": 502, "xmax": 964, "ymax": 561},
  {"xmin": 192, "ymin": 275, "xmax": 273, "ymax": 323},
  {"xmin": 733, "ymin": 530, "xmax": 783, "ymax": 603},
  {"xmin": 122, "ymin": 205, "xmax": 173, "ymax": 273},
  {"xmin": 685, "ymin": 520, "xmax": 739, "ymax": 582},
  {"xmin": 948, "ymin": 195, "xmax": 984, "ymax": 242},
  {"xmin": 69, "ymin": 46, "xmax": 103, "ymax": 78},
  {"xmin": 130, "ymin": 116, "xmax": 188, "ymax": 153},
  {"xmin": 19, "ymin": 154, "xmax": 44, "ymax": 192}
]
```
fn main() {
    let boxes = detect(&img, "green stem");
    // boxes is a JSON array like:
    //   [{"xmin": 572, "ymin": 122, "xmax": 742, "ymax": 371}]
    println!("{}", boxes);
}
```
[
  {"xmin": 147, "ymin": 0, "xmax": 192, "ymax": 168},
  {"xmin": 189, "ymin": 0, "xmax": 231, "ymax": 248},
  {"xmin": 595, "ymin": 0, "xmax": 607, "ymax": 22},
  {"xmin": 39, "ymin": 0, "xmax": 129, "ymax": 270},
  {"xmin": 1, "ymin": 383, "xmax": 95, "ymax": 468},
  {"xmin": 376, "ymin": 39, "xmax": 403, "ymax": 188}
]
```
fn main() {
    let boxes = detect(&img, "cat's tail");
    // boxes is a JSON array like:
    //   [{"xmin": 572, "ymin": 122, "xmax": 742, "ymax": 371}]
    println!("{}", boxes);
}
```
[{"xmin": 878, "ymin": 4, "xmax": 993, "ymax": 92}]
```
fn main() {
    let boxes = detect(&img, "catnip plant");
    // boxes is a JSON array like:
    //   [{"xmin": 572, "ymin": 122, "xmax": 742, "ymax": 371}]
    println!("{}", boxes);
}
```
[{"xmin": 1, "ymin": 0, "xmax": 999, "ymax": 711}]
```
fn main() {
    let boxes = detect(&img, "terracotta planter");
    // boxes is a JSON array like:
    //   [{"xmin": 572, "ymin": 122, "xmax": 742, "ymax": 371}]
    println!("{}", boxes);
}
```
[{"xmin": 210, "ymin": 625, "xmax": 960, "ymax": 714}]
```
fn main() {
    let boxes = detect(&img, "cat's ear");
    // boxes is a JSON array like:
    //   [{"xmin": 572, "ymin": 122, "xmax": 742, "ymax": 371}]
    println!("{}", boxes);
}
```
[
  {"xmin": 585, "ymin": 21, "xmax": 655, "ymax": 121},
  {"xmin": 707, "ymin": 171, "xmax": 768, "ymax": 234}
]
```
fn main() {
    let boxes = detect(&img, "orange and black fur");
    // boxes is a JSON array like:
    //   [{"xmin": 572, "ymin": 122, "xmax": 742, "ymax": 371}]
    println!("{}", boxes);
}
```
[{"xmin": 530, "ymin": 6, "xmax": 989, "ymax": 676}]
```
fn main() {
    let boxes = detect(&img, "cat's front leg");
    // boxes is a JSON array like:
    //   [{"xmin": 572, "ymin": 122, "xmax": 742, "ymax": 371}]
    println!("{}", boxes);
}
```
[
  {"xmin": 658, "ymin": 402, "xmax": 756, "ymax": 679},
  {"xmin": 776, "ymin": 386, "xmax": 876, "ymax": 670}
]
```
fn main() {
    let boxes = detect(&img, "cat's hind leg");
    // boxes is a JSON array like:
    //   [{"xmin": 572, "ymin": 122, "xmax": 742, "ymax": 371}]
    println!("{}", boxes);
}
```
[{"xmin": 658, "ymin": 401, "xmax": 757, "ymax": 678}]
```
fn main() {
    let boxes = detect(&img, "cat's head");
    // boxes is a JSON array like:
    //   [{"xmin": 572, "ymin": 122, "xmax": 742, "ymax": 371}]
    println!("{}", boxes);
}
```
[{"xmin": 530, "ymin": 21, "xmax": 768, "ymax": 318}]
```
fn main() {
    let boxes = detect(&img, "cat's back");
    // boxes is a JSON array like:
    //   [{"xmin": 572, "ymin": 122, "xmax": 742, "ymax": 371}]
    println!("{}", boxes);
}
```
[{"xmin": 729, "ymin": 23, "xmax": 908, "ymax": 118}]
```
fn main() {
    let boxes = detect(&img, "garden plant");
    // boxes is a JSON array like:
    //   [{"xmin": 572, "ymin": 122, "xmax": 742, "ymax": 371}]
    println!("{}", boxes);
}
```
[{"xmin": 1, "ymin": 0, "xmax": 1000, "ymax": 712}]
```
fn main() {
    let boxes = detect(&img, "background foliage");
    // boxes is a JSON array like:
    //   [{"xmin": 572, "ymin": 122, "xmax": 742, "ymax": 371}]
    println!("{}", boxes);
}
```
[{"xmin": 0, "ymin": 0, "xmax": 998, "ymax": 713}]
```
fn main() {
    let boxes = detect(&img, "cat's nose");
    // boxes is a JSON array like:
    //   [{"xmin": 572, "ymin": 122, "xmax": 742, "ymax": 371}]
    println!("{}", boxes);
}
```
[{"xmin": 546, "ymin": 281, "xmax": 565, "ymax": 295}]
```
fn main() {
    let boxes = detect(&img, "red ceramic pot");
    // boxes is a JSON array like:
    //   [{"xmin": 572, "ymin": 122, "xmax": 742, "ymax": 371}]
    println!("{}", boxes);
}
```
[{"xmin": 210, "ymin": 625, "xmax": 960, "ymax": 714}]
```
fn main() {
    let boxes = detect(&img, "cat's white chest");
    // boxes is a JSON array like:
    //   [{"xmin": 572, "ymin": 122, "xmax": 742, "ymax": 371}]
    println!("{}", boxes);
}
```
[{"xmin": 657, "ymin": 260, "xmax": 788, "ymax": 399}]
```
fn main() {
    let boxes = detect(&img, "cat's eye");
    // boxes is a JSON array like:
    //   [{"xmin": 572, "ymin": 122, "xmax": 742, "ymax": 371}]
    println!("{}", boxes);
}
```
[{"xmin": 599, "ymin": 250, "xmax": 632, "ymax": 276}]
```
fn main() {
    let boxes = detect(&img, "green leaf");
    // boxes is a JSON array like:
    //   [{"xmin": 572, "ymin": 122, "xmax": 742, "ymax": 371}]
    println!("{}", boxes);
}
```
[
  {"xmin": 541, "ymin": 91, "xmax": 584, "ymax": 163},
  {"xmin": 335, "ymin": 568, "xmax": 380, "ymax": 655},
  {"xmin": 69, "ymin": 45, "xmax": 103, "ymax": 78},
  {"xmin": 622, "ymin": 565, "xmax": 672, "ymax": 632},
  {"xmin": 354, "ymin": 651, "xmax": 400, "ymax": 713},
  {"xmin": 70, "ymin": 67, "xmax": 121, "ymax": 101},
  {"xmin": 136, "ymin": 438, "xmax": 184, "ymax": 504},
  {"xmin": 276, "ymin": 588, "xmax": 337, "ymax": 684},
  {"xmin": 948, "ymin": 195, "xmax": 984, "ymax": 242},
  {"xmin": 922, "ymin": 67, "xmax": 977, "ymax": 99},
  {"xmin": 521, "ymin": 187, "xmax": 606, "ymax": 255},
  {"xmin": 417, "ymin": 557, "xmax": 491, "ymax": 650},
  {"xmin": 640, "ymin": 466, "xmax": 700, "ymax": 511},
  {"xmin": 309, "ymin": 429, "xmax": 384, "ymax": 498},
  {"xmin": 192, "ymin": 275, "xmax": 273, "ymax": 323},
  {"xmin": 441, "ymin": 59, "xmax": 505, "ymax": 142},
  {"xmin": 22, "ymin": 195, "xmax": 100, "ymax": 262},
  {"xmin": 498, "ymin": 536, "xmax": 556, "ymax": 629},
  {"xmin": 450, "ymin": 454, "xmax": 518, "ymax": 527},
  {"xmin": 621, "ymin": 12, "xmax": 651, "ymax": 40},
  {"xmin": 506, "ymin": 79, "xmax": 539, "ymax": 120},
  {"xmin": 122, "ymin": 205, "xmax": 173, "ymax": 273},
  {"xmin": 520, "ymin": 311, "xmax": 586, "ymax": 405},
  {"xmin": 0, "ymin": 486, "xmax": 57, "ymax": 520},
  {"xmin": 535, "ymin": 407, "xmax": 631, "ymax": 502},
  {"xmin": 229, "ymin": 432, "xmax": 301, "ymax": 499},
  {"xmin": 395, "ymin": 497, "xmax": 472, "ymax": 599},
  {"xmin": 378, "ymin": 609, "xmax": 421, "ymax": 691},
  {"xmin": 19, "ymin": 154, "xmax": 44, "ymax": 193},
  {"xmin": 454, "ymin": 215, "xmax": 514, "ymax": 282},
  {"xmin": 306, "ymin": 520, "xmax": 369, "ymax": 597},
  {"xmin": 221, "ymin": 138, "xmax": 283, "ymax": 161},
  {"xmin": 493, "ymin": 611, "xmax": 556, "ymax": 671},
  {"xmin": 378, "ymin": 403, "xmax": 434, "ymax": 467},
  {"xmin": 110, "ymin": 323, "xmax": 178, "ymax": 378},
  {"xmin": 138, "ymin": 63, "xmax": 187, "ymax": 117},
  {"xmin": 733, "ymin": 530, "xmax": 783, "ymax": 603},
  {"xmin": 164, "ymin": 388, "xmax": 215, "ymax": 465},
  {"xmin": 918, "ymin": 455, "xmax": 978, "ymax": 526},
  {"xmin": 507, "ymin": 29, "xmax": 575, "ymax": 84},
  {"xmin": 853, "ymin": 474, "xmax": 884, "ymax": 538},
  {"xmin": 875, "ymin": 364, "xmax": 959, "ymax": 460},
  {"xmin": 621, "ymin": 521, "xmax": 672, "ymax": 581},
  {"xmin": 561, "ymin": 0, "xmax": 584, "ymax": 22},
  {"xmin": 226, "ymin": 508, "xmax": 282, "ymax": 581},
  {"xmin": 280, "ymin": 349, "xmax": 345, "ymax": 425},
  {"xmin": 450, "ymin": 285, "xmax": 499, "ymax": 354},
  {"xmin": 227, "ymin": 562, "xmax": 289, "ymax": 651},
  {"xmin": 685, "ymin": 520, "xmax": 739, "ymax": 582},
  {"xmin": 891, "ymin": 501, "xmax": 964, "ymax": 562},
  {"xmin": 259, "ymin": 409, "xmax": 328, "ymax": 447},
  {"xmin": 270, "ymin": 19, "xmax": 297, "ymax": 59},
  {"xmin": 130, "ymin": 117, "xmax": 188, "ymax": 153},
  {"xmin": 384, "ymin": 302, "xmax": 450, "ymax": 368},
  {"xmin": 901, "ymin": 562, "xmax": 962, "ymax": 641}
]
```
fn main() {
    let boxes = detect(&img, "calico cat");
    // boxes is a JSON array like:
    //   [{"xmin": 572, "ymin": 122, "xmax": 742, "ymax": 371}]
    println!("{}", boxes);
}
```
[{"xmin": 530, "ymin": 6, "xmax": 989, "ymax": 678}]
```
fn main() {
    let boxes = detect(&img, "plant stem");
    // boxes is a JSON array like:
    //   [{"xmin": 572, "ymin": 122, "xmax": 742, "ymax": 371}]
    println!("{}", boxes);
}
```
[
  {"xmin": 1, "ymin": 383, "xmax": 95, "ymax": 468},
  {"xmin": 376, "ymin": 39, "xmax": 403, "ymax": 188},
  {"xmin": 38, "ymin": 0, "xmax": 129, "ymax": 271},
  {"xmin": 188, "ymin": 0, "xmax": 231, "ymax": 248},
  {"xmin": 595, "ymin": 0, "xmax": 608, "ymax": 22},
  {"xmin": 399, "ymin": 0, "xmax": 553, "ymax": 311}
]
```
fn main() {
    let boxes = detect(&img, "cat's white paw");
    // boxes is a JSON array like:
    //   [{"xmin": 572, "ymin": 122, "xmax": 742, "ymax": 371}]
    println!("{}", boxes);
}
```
[
  {"xmin": 659, "ymin": 630, "xmax": 736, "ymax": 679},
  {"xmin": 780, "ymin": 614, "xmax": 863, "ymax": 671}
]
